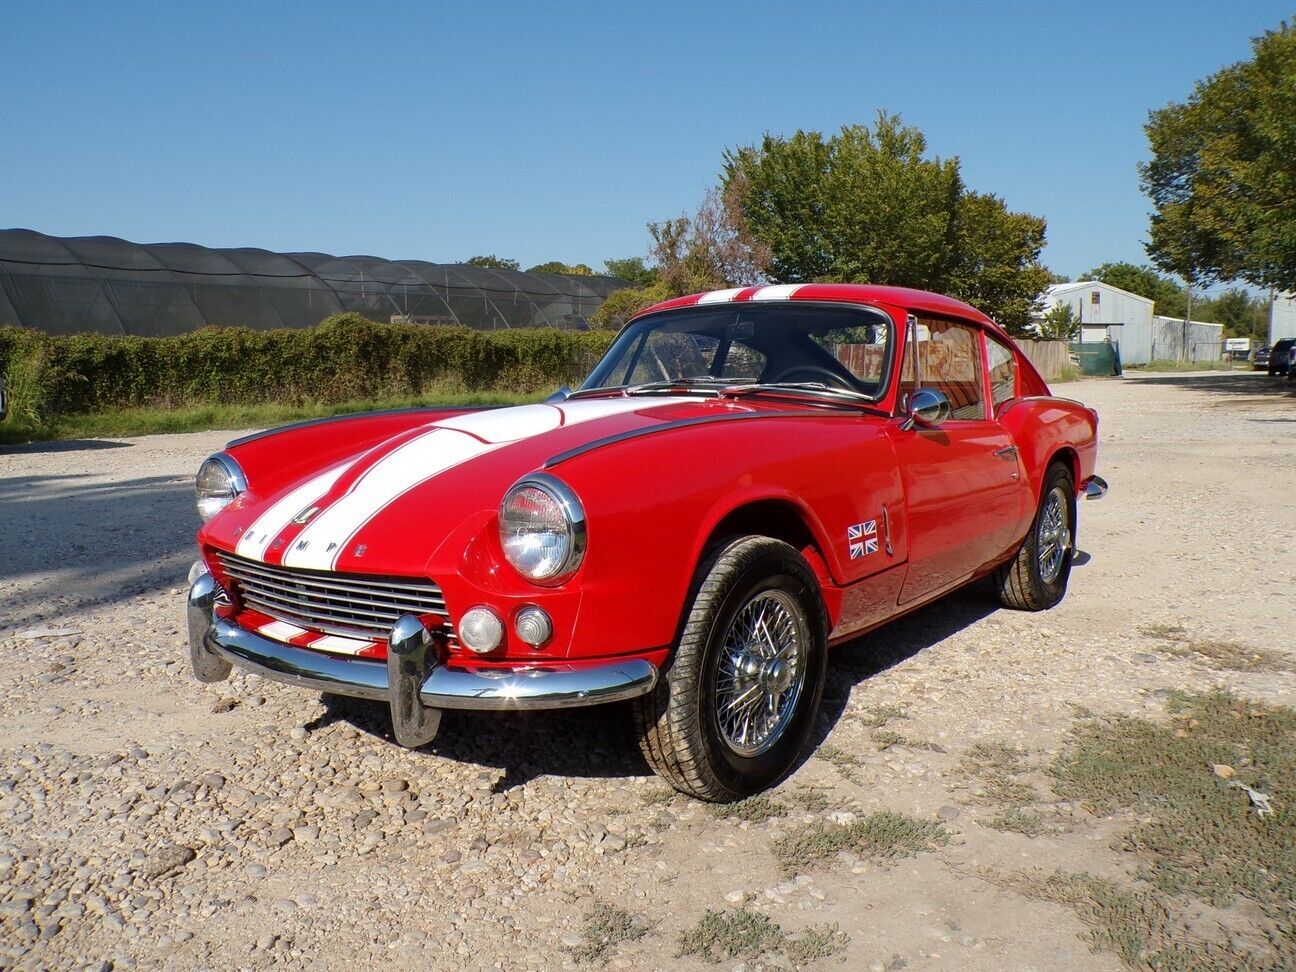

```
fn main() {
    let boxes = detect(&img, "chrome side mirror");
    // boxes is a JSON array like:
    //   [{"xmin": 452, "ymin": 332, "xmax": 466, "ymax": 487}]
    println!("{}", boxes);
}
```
[{"xmin": 901, "ymin": 388, "xmax": 950, "ymax": 431}]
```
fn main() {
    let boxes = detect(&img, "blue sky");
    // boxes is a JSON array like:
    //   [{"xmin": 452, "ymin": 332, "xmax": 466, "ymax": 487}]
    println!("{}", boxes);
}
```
[{"xmin": 2, "ymin": 1, "xmax": 1289, "ymax": 286}]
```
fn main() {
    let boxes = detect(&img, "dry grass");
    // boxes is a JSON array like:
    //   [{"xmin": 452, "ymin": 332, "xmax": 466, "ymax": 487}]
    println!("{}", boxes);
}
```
[
  {"xmin": 960, "ymin": 742, "xmax": 1039, "ymax": 806},
  {"xmin": 1051, "ymin": 690, "xmax": 1295, "ymax": 909},
  {"xmin": 815, "ymin": 742, "xmax": 866, "ymax": 783},
  {"xmin": 676, "ymin": 907, "xmax": 847, "ymax": 967},
  {"xmin": 855, "ymin": 703, "xmax": 910, "ymax": 728},
  {"xmin": 772, "ymin": 810, "xmax": 947, "ymax": 875},
  {"xmin": 1010, "ymin": 871, "xmax": 1289, "ymax": 972},
  {"xmin": 1001, "ymin": 690, "xmax": 1296, "ymax": 971},
  {"xmin": 1140, "ymin": 624, "xmax": 1290, "ymax": 673},
  {"xmin": 711, "ymin": 794, "xmax": 787, "ymax": 823},
  {"xmin": 563, "ymin": 901, "xmax": 650, "ymax": 964},
  {"xmin": 873, "ymin": 729, "xmax": 947, "ymax": 753},
  {"xmin": 983, "ymin": 808, "xmax": 1048, "ymax": 837}
]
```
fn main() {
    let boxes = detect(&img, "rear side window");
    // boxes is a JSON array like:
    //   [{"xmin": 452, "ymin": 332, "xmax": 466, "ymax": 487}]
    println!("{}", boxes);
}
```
[{"xmin": 985, "ymin": 334, "xmax": 1018, "ymax": 411}]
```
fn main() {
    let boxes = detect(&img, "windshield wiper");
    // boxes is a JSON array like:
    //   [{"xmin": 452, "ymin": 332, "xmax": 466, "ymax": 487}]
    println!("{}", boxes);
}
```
[
  {"xmin": 623, "ymin": 377, "xmax": 755, "ymax": 396},
  {"xmin": 720, "ymin": 382, "xmax": 888, "ymax": 412}
]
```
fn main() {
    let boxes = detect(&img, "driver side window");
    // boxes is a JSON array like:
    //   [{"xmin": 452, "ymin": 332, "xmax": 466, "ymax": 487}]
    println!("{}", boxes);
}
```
[{"xmin": 904, "ymin": 317, "xmax": 987, "ymax": 420}]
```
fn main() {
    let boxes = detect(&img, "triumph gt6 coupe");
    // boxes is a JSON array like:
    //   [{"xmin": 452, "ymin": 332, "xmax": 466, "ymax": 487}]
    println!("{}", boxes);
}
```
[{"xmin": 187, "ymin": 284, "xmax": 1106, "ymax": 801}]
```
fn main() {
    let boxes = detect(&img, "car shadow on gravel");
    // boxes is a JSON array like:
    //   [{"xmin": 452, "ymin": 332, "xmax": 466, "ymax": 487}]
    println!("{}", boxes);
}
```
[
  {"xmin": 808, "ymin": 584, "xmax": 1003, "ymax": 752},
  {"xmin": 310, "ymin": 694, "xmax": 647, "ymax": 790},
  {"xmin": 0, "ymin": 472, "xmax": 198, "ymax": 619},
  {"xmin": 1122, "ymin": 371, "xmax": 1296, "ymax": 399},
  {"xmin": 312, "ymin": 584, "xmax": 1004, "ymax": 792}
]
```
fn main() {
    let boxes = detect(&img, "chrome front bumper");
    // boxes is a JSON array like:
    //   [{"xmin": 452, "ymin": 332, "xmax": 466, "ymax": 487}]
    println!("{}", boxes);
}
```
[{"xmin": 187, "ymin": 567, "xmax": 658, "ymax": 746}]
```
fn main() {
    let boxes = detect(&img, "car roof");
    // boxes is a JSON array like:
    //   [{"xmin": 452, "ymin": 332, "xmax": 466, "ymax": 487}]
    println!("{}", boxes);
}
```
[{"xmin": 635, "ymin": 283, "xmax": 998, "ymax": 329}]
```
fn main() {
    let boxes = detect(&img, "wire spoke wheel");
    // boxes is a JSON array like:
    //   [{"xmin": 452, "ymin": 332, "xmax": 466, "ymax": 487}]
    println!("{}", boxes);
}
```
[
  {"xmin": 1037, "ymin": 485, "xmax": 1071, "ymax": 583},
  {"xmin": 714, "ymin": 590, "xmax": 807, "ymax": 757},
  {"xmin": 634, "ymin": 535, "xmax": 828, "ymax": 801}
]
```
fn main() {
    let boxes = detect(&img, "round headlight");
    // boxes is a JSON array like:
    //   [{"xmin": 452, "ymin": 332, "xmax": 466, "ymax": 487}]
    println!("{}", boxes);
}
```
[
  {"xmin": 498, "ymin": 473, "xmax": 586, "ymax": 584},
  {"xmin": 196, "ymin": 453, "xmax": 247, "ymax": 522}
]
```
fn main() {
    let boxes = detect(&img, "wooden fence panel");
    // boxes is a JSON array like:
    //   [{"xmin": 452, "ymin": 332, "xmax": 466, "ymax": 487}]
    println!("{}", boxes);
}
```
[{"xmin": 1012, "ymin": 339, "xmax": 1070, "ymax": 380}]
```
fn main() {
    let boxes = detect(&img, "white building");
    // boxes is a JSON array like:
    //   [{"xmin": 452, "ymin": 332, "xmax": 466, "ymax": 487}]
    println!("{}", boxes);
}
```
[
  {"xmin": 1038, "ymin": 281, "xmax": 1156, "ymax": 364},
  {"xmin": 1271, "ymin": 293, "xmax": 1296, "ymax": 344}
]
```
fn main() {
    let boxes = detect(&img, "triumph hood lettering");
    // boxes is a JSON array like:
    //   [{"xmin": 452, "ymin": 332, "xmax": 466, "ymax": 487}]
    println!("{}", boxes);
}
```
[{"xmin": 233, "ymin": 397, "xmax": 696, "ymax": 570}]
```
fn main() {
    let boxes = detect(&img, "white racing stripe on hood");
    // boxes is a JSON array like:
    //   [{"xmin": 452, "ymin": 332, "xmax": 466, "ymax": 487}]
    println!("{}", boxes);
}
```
[
  {"xmin": 280, "ymin": 396, "xmax": 690, "ymax": 571},
  {"xmin": 234, "ymin": 461, "xmax": 354, "ymax": 561},
  {"xmin": 282, "ymin": 427, "xmax": 492, "ymax": 569}
]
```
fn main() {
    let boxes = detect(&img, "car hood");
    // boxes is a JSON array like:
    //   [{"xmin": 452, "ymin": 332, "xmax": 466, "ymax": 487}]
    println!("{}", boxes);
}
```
[{"xmin": 205, "ymin": 395, "xmax": 784, "ymax": 574}]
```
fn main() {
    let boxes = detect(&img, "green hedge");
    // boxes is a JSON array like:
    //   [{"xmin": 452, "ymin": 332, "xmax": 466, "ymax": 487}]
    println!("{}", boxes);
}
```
[{"xmin": 0, "ymin": 314, "xmax": 616, "ymax": 423}]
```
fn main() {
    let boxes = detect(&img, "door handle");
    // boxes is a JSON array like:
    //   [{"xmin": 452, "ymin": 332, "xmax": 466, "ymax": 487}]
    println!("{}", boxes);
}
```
[{"xmin": 993, "ymin": 446, "xmax": 1018, "ymax": 461}]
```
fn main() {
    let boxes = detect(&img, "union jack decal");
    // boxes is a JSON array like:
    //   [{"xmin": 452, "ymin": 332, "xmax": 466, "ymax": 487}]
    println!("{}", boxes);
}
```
[{"xmin": 847, "ymin": 519, "xmax": 879, "ymax": 559}]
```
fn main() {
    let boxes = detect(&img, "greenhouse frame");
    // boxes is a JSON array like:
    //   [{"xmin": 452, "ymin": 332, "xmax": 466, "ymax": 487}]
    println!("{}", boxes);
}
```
[{"xmin": 0, "ymin": 229, "xmax": 630, "ymax": 335}]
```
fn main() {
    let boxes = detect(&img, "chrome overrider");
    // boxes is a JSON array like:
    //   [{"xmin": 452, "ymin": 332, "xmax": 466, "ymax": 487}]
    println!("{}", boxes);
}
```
[
  {"xmin": 1082, "ymin": 475, "xmax": 1109, "ymax": 500},
  {"xmin": 187, "ymin": 562, "xmax": 658, "ymax": 746}
]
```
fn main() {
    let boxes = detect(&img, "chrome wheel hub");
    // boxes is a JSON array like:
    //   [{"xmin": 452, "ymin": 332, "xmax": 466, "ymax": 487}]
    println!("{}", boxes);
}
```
[
  {"xmin": 715, "ymin": 590, "xmax": 807, "ymax": 757},
  {"xmin": 1037, "ymin": 486, "xmax": 1071, "ymax": 583}
]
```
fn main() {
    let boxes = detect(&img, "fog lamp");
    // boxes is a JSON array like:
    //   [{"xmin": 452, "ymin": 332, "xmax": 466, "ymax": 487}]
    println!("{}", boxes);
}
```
[
  {"xmin": 458, "ymin": 607, "xmax": 504, "ymax": 654},
  {"xmin": 514, "ymin": 606, "xmax": 552, "ymax": 648}
]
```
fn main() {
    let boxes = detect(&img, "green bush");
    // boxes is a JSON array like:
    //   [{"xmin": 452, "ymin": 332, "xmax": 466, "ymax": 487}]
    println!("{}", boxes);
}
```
[{"xmin": 0, "ymin": 315, "xmax": 615, "ymax": 422}]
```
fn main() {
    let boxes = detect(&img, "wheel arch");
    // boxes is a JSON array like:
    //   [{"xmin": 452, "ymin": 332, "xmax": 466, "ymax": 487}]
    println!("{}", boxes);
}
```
[
  {"xmin": 1045, "ymin": 446, "xmax": 1080, "ymax": 492},
  {"xmin": 695, "ymin": 496, "xmax": 841, "ymax": 628}
]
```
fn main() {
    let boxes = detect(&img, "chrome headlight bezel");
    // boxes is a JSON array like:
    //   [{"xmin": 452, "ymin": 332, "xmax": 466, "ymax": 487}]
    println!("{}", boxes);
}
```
[
  {"xmin": 498, "ymin": 472, "xmax": 587, "ymax": 585},
  {"xmin": 196, "ymin": 452, "xmax": 248, "ymax": 522}
]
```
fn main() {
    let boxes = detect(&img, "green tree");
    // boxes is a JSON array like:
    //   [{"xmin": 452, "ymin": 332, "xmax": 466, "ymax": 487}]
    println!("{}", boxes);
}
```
[
  {"xmin": 602, "ymin": 257, "xmax": 659, "ymax": 287},
  {"xmin": 721, "ymin": 112, "xmax": 1050, "ymax": 334},
  {"xmin": 526, "ymin": 261, "xmax": 594, "ymax": 275},
  {"xmin": 1037, "ymin": 303, "xmax": 1080, "ymax": 341},
  {"xmin": 648, "ymin": 184, "xmax": 771, "ymax": 297},
  {"xmin": 947, "ymin": 192, "xmax": 1051, "ymax": 335},
  {"xmin": 1195, "ymin": 288, "xmax": 1269, "ymax": 340},
  {"xmin": 588, "ymin": 279, "xmax": 671, "ymax": 330},
  {"xmin": 1082, "ymin": 261, "xmax": 1187, "ymax": 318},
  {"xmin": 463, "ymin": 255, "xmax": 521, "ymax": 271},
  {"xmin": 1140, "ymin": 21, "xmax": 1296, "ymax": 292}
]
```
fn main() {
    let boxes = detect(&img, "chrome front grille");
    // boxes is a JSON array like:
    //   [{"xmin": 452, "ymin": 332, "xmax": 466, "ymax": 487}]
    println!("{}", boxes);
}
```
[{"xmin": 214, "ymin": 550, "xmax": 452, "ymax": 643}]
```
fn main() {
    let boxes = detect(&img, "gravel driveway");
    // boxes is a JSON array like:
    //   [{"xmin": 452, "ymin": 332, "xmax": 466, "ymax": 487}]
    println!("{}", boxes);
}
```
[{"xmin": 2, "ymin": 372, "xmax": 1293, "ymax": 971}]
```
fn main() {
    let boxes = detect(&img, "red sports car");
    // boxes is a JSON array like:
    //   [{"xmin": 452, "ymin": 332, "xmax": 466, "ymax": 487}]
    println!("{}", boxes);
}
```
[{"xmin": 188, "ymin": 284, "xmax": 1106, "ymax": 801}]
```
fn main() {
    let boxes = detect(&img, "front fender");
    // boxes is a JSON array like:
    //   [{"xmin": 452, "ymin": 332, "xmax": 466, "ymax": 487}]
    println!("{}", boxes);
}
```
[{"xmin": 553, "ymin": 412, "xmax": 903, "ymax": 660}]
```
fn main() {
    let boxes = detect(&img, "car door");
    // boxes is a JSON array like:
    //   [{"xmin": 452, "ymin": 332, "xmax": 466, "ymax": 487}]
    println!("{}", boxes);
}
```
[{"xmin": 887, "ymin": 316, "xmax": 1030, "ymax": 604}]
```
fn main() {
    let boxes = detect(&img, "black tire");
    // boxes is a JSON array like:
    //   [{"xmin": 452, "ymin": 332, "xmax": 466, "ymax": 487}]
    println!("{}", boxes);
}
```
[
  {"xmin": 994, "ymin": 462, "xmax": 1076, "ymax": 611},
  {"xmin": 633, "ymin": 536, "xmax": 828, "ymax": 802}
]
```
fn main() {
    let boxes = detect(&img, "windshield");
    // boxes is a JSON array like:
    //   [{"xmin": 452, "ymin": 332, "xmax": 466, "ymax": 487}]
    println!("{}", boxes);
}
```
[{"xmin": 580, "ymin": 302, "xmax": 895, "ymax": 401}]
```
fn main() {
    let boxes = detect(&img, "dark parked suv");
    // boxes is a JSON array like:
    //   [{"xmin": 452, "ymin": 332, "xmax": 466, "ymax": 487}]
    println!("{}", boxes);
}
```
[
  {"xmin": 1270, "ymin": 338, "xmax": 1296, "ymax": 377},
  {"xmin": 1252, "ymin": 346, "xmax": 1272, "ymax": 371}
]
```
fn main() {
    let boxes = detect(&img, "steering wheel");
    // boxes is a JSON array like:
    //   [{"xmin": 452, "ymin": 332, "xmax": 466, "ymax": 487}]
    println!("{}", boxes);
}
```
[{"xmin": 770, "ymin": 366, "xmax": 855, "ymax": 390}]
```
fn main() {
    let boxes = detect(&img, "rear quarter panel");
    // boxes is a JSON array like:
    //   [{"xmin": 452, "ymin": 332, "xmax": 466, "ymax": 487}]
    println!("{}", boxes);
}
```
[{"xmin": 997, "ymin": 396, "xmax": 1099, "ymax": 500}]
